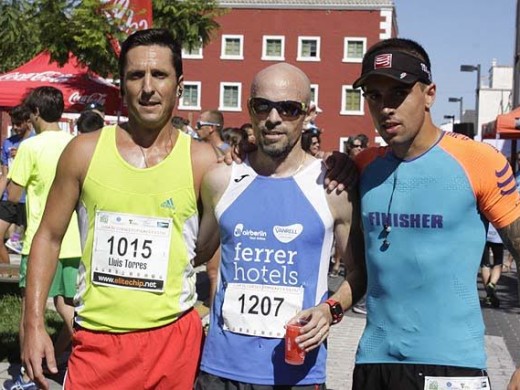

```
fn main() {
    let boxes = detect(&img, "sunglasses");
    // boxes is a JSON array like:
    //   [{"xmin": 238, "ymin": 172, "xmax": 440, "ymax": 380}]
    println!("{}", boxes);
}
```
[
  {"xmin": 352, "ymin": 144, "xmax": 363, "ymax": 148},
  {"xmin": 249, "ymin": 97, "xmax": 307, "ymax": 118},
  {"xmin": 196, "ymin": 121, "xmax": 220, "ymax": 130}
]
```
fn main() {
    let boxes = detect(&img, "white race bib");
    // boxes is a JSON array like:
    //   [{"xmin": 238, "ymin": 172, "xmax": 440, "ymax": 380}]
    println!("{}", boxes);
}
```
[
  {"xmin": 91, "ymin": 211, "xmax": 172, "ymax": 293},
  {"xmin": 222, "ymin": 283, "xmax": 304, "ymax": 338},
  {"xmin": 424, "ymin": 376, "xmax": 490, "ymax": 390}
]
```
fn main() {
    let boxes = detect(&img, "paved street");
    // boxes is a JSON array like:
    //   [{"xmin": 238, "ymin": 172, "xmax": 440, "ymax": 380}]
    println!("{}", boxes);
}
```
[{"xmin": 1, "ymin": 264, "xmax": 519, "ymax": 389}]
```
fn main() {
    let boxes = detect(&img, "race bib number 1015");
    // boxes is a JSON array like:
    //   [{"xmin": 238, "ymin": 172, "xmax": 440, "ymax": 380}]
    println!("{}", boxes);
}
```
[{"xmin": 91, "ymin": 211, "xmax": 172, "ymax": 293}]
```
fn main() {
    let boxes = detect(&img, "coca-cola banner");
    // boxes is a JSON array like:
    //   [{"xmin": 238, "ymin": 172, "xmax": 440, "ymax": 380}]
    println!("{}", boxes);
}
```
[
  {"xmin": 0, "ymin": 52, "xmax": 123, "ymax": 115},
  {"xmin": 102, "ymin": 0, "xmax": 153, "ymax": 55},
  {"xmin": 103, "ymin": 0, "xmax": 152, "ymax": 35}
]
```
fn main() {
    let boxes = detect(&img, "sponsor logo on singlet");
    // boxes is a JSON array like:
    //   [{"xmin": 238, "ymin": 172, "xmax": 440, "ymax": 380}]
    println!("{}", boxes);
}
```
[
  {"xmin": 273, "ymin": 224, "xmax": 303, "ymax": 243},
  {"xmin": 233, "ymin": 223, "xmax": 267, "ymax": 241}
]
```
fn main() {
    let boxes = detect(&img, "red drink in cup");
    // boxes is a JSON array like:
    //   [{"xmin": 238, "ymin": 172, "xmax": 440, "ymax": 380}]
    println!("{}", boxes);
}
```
[{"xmin": 285, "ymin": 322, "xmax": 306, "ymax": 365}]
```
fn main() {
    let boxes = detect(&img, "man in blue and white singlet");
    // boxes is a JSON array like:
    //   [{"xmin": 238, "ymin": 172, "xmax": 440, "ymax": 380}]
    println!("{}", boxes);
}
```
[{"xmin": 194, "ymin": 63, "xmax": 366, "ymax": 389}]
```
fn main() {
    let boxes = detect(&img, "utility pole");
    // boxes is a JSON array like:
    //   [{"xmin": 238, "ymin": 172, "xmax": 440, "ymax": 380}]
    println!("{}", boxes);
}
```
[
  {"xmin": 514, "ymin": 0, "xmax": 520, "ymax": 108},
  {"xmin": 512, "ymin": 0, "xmax": 520, "ymax": 306}
]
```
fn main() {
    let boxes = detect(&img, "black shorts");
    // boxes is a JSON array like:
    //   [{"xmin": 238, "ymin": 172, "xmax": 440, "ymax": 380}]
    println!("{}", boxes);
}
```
[
  {"xmin": 0, "ymin": 200, "xmax": 26, "ymax": 227},
  {"xmin": 352, "ymin": 363, "xmax": 489, "ymax": 390},
  {"xmin": 481, "ymin": 242, "xmax": 504, "ymax": 267},
  {"xmin": 195, "ymin": 371, "xmax": 326, "ymax": 390}
]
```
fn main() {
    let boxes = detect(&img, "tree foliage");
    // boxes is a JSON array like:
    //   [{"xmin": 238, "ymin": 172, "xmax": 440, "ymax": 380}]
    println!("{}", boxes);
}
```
[{"xmin": 0, "ymin": 0, "xmax": 224, "ymax": 77}]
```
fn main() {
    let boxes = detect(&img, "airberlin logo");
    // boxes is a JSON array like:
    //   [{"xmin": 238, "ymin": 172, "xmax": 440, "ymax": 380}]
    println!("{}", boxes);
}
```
[
  {"xmin": 233, "ymin": 223, "xmax": 267, "ymax": 241},
  {"xmin": 273, "ymin": 224, "xmax": 303, "ymax": 243}
]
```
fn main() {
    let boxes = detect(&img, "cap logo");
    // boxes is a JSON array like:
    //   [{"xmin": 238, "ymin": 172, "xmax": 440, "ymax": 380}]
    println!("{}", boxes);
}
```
[
  {"xmin": 374, "ymin": 53, "xmax": 392, "ymax": 69},
  {"xmin": 420, "ymin": 63, "xmax": 432, "ymax": 82},
  {"xmin": 400, "ymin": 72, "xmax": 407, "ymax": 79}
]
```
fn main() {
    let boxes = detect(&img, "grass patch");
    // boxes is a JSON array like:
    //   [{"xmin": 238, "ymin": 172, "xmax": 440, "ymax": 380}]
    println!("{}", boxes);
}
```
[{"xmin": 0, "ymin": 284, "xmax": 63, "ymax": 363}]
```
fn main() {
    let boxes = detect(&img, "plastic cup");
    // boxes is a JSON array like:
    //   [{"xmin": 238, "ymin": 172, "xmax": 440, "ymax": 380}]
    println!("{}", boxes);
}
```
[{"xmin": 285, "ymin": 322, "xmax": 306, "ymax": 365}]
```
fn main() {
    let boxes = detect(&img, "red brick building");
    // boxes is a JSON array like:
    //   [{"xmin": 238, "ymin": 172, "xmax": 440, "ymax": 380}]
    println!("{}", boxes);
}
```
[{"xmin": 179, "ymin": 0, "xmax": 397, "ymax": 151}]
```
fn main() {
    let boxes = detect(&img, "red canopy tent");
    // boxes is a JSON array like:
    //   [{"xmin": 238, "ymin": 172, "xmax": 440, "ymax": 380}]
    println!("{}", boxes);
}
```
[
  {"xmin": 482, "ymin": 107, "xmax": 520, "ymax": 172},
  {"xmin": 482, "ymin": 107, "xmax": 520, "ymax": 140},
  {"xmin": 0, "ymin": 52, "xmax": 122, "ymax": 115}
]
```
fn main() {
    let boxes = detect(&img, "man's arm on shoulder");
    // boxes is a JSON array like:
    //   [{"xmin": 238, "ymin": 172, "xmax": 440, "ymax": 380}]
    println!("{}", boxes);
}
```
[
  {"xmin": 193, "ymin": 163, "xmax": 230, "ymax": 266},
  {"xmin": 22, "ymin": 134, "xmax": 96, "ymax": 389}
]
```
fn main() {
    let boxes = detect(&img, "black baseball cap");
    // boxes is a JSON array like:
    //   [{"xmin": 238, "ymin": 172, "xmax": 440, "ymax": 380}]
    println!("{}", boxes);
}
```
[{"xmin": 353, "ymin": 50, "xmax": 432, "ymax": 89}]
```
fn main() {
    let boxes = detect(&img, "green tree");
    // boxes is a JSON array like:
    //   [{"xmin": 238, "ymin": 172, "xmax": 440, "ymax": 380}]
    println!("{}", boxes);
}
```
[
  {"xmin": 0, "ymin": 0, "xmax": 42, "ymax": 73},
  {"xmin": 0, "ymin": 0, "xmax": 224, "ymax": 76}
]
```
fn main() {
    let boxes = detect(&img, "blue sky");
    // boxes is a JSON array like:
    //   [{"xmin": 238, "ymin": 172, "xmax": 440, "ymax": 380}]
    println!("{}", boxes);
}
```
[{"xmin": 394, "ymin": 0, "xmax": 517, "ymax": 125}]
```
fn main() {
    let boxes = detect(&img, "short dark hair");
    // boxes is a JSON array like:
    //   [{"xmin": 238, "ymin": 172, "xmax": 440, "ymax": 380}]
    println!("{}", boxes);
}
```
[
  {"xmin": 9, "ymin": 104, "xmax": 31, "ymax": 124},
  {"xmin": 301, "ymin": 130, "xmax": 320, "ymax": 152},
  {"xmin": 23, "ymin": 86, "xmax": 64, "ymax": 122},
  {"xmin": 77, "ymin": 110, "xmax": 104, "ymax": 134},
  {"xmin": 240, "ymin": 123, "xmax": 253, "ymax": 131},
  {"xmin": 365, "ymin": 38, "xmax": 431, "ymax": 76},
  {"xmin": 118, "ymin": 29, "xmax": 183, "ymax": 87},
  {"xmin": 355, "ymin": 133, "xmax": 369, "ymax": 147}
]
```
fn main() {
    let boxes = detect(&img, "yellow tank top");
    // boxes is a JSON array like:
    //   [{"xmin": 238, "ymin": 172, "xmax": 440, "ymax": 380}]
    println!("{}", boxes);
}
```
[{"xmin": 75, "ymin": 125, "xmax": 198, "ymax": 332}]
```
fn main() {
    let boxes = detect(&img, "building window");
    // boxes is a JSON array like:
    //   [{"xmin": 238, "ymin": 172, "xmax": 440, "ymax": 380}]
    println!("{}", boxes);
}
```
[
  {"xmin": 343, "ymin": 38, "xmax": 366, "ymax": 63},
  {"xmin": 178, "ymin": 82, "xmax": 201, "ymax": 110},
  {"xmin": 182, "ymin": 39, "xmax": 203, "ymax": 59},
  {"xmin": 219, "ymin": 82, "xmax": 242, "ymax": 111},
  {"xmin": 221, "ymin": 35, "xmax": 244, "ymax": 60},
  {"xmin": 297, "ymin": 37, "xmax": 321, "ymax": 62},
  {"xmin": 262, "ymin": 36, "xmax": 285, "ymax": 61},
  {"xmin": 339, "ymin": 137, "xmax": 350, "ymax": 153},
  {"xmin": 310, "ymin": 84, "xmax": 319, "ymax": 108},
  {"xmin": 341, "ymin": 85, "xmax": 364, "ymax": 115}
]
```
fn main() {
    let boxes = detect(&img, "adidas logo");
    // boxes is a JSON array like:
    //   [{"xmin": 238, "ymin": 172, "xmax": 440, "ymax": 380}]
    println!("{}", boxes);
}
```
[{"xmin": 161, "ymin": 198, "xmax": 176, "ymax": 210}]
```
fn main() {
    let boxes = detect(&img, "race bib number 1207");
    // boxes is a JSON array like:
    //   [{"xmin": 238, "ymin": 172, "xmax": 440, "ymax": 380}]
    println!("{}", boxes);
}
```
[{"xmin": 222, "ymin": 283, "xmax": 304, "ymax": 338}]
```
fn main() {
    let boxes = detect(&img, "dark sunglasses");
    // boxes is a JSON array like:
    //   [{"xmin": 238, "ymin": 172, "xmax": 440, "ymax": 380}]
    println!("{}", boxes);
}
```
[
  {"xmin": 352, "ymin": 144, "xmax": 363, "ymax": 148},
  {"xmin": 196, "ymin": 121, "xmax": 220, "ymax": 130},
  {"xmin": 249, "ymin": 97, "xmax": 307, "ymax": 118}
]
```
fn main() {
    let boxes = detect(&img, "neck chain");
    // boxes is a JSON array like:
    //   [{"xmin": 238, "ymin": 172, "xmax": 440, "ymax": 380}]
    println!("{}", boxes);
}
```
[{"xmin": 381, "ymin": 162, "xmax": 400, "ymax": 249}]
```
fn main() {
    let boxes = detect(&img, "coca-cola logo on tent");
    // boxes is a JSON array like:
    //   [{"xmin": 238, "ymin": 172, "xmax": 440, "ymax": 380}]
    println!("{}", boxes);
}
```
[
  {"xmin": 69, "ymin": 92, "xmax": 107, "ymax": 105},
  {"xmin": 0, "ymin": 71, "xmax": 75, "ymax": 83}
]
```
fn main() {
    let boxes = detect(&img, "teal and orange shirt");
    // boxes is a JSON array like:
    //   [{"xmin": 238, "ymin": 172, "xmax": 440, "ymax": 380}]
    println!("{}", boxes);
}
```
[{"xmin": 355, "ymin": 131, "xmax": 520, "ymax": 369}]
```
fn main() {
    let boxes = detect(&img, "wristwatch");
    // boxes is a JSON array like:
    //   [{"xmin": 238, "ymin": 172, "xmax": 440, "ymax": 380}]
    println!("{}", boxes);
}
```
[{"xmin": 325, "ymin": 298, "xmax": 344, "ymax": 324}]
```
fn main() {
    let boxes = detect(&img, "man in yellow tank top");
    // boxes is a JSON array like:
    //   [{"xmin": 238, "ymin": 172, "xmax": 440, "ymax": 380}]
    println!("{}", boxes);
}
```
[{"xmin": 21, "ymin": 29, "xmax": 217, "ymax": 390}]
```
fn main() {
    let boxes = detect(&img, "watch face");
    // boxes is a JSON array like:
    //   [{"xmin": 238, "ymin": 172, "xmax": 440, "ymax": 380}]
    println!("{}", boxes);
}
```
[
  {"xmin": 327, "ymin": 300, "xmax": 343, "ymax": 324},
  {"xmin": 332, "ymin": 303, "xmax": 343, "ymax": 317}
]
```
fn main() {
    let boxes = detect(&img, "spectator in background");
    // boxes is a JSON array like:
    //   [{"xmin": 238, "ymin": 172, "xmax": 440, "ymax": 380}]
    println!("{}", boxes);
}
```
[
  {"xmin": 76, "ymin": 110, "xmax": 104, "ymax": 134},
  {"xmin": 356, "ymin": 133, "xmax": 369, "ymax": 148},
  {"xmin": 0, "ymin": 105, "xmax": 34, "ymax": 264},
  {"xmin": 222, "ymin": 127, "xmax": 246, "ymax": 149},
  {"xmin": 172, "ymin": 115, "xmax": 199, "ymax": 139},
  {"xmin": 196, "ymin": 110, "xmax": 230, "ymax": 157},
  {"xmin": 480, "ymin": 223, "xmax": 503, "ymax": 308},
  {"xmin": 5, "ymin": 86, "xmax": 81, "ymax": 390},
  {"xmin": 84, "ymin": 101, "xmax": 105, "ymax": 119},
  {"xmin": 303, "ymin": 102, "xmax": 322, "ymax": 131},
  {"xmin": 240, "ymin": 123, "xmax": 256, "ymax": 146},
  {"xmin": 302, "ymin": 128, "xmax": 321, "ymax": 157},
  {"xmin": 347, "ymin": 135, "xmax": 368, "ymax": 159}
]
